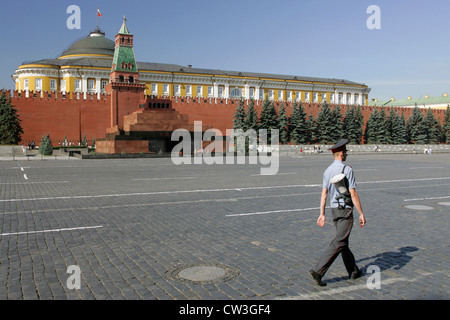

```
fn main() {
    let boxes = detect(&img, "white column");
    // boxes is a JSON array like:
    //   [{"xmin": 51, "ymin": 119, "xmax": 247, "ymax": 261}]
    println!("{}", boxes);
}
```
[
  {"xmin": 255, "ymin": 85, "xmax": 260, "ymax": 100},
  {"xmin": 244, "ymin": 83, "xmax": 249, "ymax": 99},
  {"xmin": 96, "ymin": 77, "xmax": 101, "ymax": 99},
  {"xmin": 213, "ymin": 82, "xmax": 218, "ymax": 98},
  {"xmin": 81, "ymin": 76, "xmax": 87, "ymax": 99},
  {"xmin": 224, "ymin": 83, "xmax": 230, "ymax": 99}
]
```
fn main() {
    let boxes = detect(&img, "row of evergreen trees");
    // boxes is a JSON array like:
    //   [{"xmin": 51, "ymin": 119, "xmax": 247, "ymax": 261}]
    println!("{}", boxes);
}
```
[{"xmin": 233, "ymin": 98, "xmax": 450, "ymax": 145}]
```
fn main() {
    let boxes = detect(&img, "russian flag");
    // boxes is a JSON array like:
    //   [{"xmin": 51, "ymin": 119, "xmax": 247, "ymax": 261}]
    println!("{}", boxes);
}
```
[{"xmin": 97, "ymin": 9, "xmax": 102, "ymax": 17}]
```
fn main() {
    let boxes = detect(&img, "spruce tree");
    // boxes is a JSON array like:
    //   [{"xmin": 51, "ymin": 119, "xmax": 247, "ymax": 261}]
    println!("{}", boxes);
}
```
[
  {"xmin": 39, "ymin": 134, "xmax": 53, "ymax": 155},
  {"xmin": 398, "ymin": 111, "xmax": 408, "ymax": 144},
  {"xmin": 306, "ymin": 113, "xmax": 316, "ymax": 144},
  {"xmin": 278, "ymin": 102, "xmax": 289, "ymax": 144},
  {"xmin": 407, "ymin": 107, "xmax": 424, "ymax": 144},
  {"xmin": 290, "ymin": 101, "xmax": 309, "ymax": 144},
  {"xmin": 233, "ymin": 98, "xmax": 247, "ymax": 130},
  {"xmin": 377, "ymin": 108, "xmax": 389, "ymax": 144},
  {"xmin": 354, "ymin": 106, "xmax": 364, "ymax": 144},
  {"xmin": 315, "ymin": 103, "xmax": 334, "ymax": 144},
  {"xmin": 329, "ymin": 105, "xmax": 343, "ymax": 143},
  {"xmin": 343, "ymin": 106, "xmax": 364, "ymax": 145},
  {"xmin": 388, "ymin": 108, "xmax": 401, "ymax": 144},
  {"xmin": 442, "ymin": 105, "xmax": 450, "ymax": 143},
  {"xmin": 422, "ymin": 108, "xmax": 441, "ymax": 144},
  {"xmin": 0, "ymin": 90, "xmax": 23, "ymax": 145},
  {"xmin": 245, "ymin": 98, "xmax": 258, "ymax": 131},
  {"xmin": 259, "ymin": 98, "xmax": 278, "ymax": 142}
]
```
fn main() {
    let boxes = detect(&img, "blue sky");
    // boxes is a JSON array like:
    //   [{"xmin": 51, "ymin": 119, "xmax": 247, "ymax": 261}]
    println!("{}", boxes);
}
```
[{"xmin": 1, "ymin": 0, "xmax": 450, "ymax": 101}]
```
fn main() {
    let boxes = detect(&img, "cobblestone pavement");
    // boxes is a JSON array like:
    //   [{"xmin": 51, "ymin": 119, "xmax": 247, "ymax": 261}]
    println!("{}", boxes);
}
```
[{"xmin": 0, "ymin": 153, "xmax": 449, "ymax": 300}]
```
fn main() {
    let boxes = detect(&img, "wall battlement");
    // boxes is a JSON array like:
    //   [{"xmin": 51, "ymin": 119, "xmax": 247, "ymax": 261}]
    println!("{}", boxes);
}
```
[{"xmin": 3, "ymin": 90, "xmax": 446, "ymax": 148}]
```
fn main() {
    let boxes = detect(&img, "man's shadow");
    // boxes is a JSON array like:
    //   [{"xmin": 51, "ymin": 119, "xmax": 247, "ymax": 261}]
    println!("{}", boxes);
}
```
[{"xmin": 325, "ymin": 246, "xmax": 419, "ymax": 284}]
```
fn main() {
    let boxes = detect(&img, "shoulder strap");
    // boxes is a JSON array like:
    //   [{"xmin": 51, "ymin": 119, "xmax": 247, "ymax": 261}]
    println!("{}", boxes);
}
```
[{"xmin": 341, "ymin": 165, "xmax": 346, "ymax": 174}]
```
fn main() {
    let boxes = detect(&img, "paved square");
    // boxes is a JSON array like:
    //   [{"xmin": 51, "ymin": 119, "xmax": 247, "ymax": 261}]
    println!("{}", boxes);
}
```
[{"xmin": 0, "ymin": 153, "xmax": 449, "ymax": 300}]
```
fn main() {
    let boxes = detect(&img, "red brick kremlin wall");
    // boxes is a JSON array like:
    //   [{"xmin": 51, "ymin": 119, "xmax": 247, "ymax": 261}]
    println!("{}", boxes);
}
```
[{"xmin": 5, "ymin": 90, "xmax": 447, "ymax": 146}]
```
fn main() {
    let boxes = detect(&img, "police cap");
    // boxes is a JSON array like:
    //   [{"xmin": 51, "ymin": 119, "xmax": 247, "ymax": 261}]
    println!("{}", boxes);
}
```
[{"xmin": 328, "ymin": 139, "xmax": 349, "ymax": 153}]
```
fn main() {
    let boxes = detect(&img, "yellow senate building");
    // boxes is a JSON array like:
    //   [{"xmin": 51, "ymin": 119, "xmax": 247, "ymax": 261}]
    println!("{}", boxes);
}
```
[{"xmin": 13, "ymin": 26, "xmax": 370, "ymax": 104}]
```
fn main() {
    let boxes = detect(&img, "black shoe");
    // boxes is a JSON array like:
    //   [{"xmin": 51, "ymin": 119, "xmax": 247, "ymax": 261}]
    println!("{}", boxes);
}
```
[
  {"xmin": 309, "ymin": 270, "xmax": 327, "ymax": 286},
  {"xmin": 349, "ymin": 269, "xmax": 362, "ymax": 280}
]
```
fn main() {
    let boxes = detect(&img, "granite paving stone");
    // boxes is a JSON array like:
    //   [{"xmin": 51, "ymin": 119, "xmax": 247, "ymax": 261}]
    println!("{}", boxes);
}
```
[{"xmin": 0, "ymin": 154, "xmax": 449, "ymax": 300}]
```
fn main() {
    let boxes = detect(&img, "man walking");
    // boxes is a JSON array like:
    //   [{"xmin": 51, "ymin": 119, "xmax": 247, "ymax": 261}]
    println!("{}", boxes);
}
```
[{"xmin": 309, "ymin": 139, "xmax": 366, "ymax": 286}]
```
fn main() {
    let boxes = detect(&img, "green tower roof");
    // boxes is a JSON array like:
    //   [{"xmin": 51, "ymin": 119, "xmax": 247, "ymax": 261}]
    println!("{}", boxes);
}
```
[{"xmin": 118, "ymin": 19, "xmax": 130, "ymax": 35}]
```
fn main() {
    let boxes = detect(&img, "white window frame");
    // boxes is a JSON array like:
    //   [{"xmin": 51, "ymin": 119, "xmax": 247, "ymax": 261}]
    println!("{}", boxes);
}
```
[
  {"xmin": 151, "ymin": 83, "xmax": 158, "ymax": 95},
  {"xmin": 174, "ymin": 84, "xmax": 181, "ymax": 96},
  {"xmin": 313, "ymin": 92, "xmax": 318, "ymax": 102},
  {"xmin": 218, "ymin": 86, "xmax": 224, "ymax": 98},
  {"xmin": 88, "ymin": 80, "xmax": 95, "ymax": 91},
  {"xmin": 163, "ymin": 84, "xmax": 170, "ymax": 96},
  {"xmin": 259, "ymin": 89, "xmax": 265, "ymax": 100},
  {"xmin": 287, "ymin": 91, "xmax": 292, "ymax": 101},
  {"xmin": 268, "ymin": 90, "xmax": 274, "ymax": 100},
  {"xmin": 249, "ymin": 88, "xmax": 254, "ymax": 98},
  {"xmin": 305, "ymin": 92, "xmax": 310, "ymax": 102},
  {"xmin": 50, "ymin": 79, "xmax": 57, "ymax": 91},
  {"xmin": 35, "ymin": 78, "xmax": 42, "ymax": 91},
  {"xmin": 196, "ymin": 85, "xmax": 202, "ymax": 97},
  {"xmin": 186, "ymin": 85, "xmax": 192, "ymax": 96},
  {"xmin": 74, "ymin": 79, "xmax": 81, "ymax": 91},
  {"xmin": 24, "ymin": 79, "xmax": 29, "ymax": 90},
  {"xmin": 101, "ymin": 80, "xmax": 108, "ymax": 92},
  {"xmin": 207, "ymin": 86, "xmax": 213, "ymax": 97},
  {"xmin": 278, "ymin": 90, "xmax": 284, "ymax": 101}
]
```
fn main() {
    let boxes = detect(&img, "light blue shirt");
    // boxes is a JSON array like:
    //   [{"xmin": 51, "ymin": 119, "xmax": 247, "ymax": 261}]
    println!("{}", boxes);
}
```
[{"xmin": 322, "ymin": 160, "xmax": 357, "ymax": 208}]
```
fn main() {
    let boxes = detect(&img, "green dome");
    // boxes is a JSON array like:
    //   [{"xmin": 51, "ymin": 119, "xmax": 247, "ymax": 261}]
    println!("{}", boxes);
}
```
[{"xmin": 59, "ymin": 29, "xmax": 115, "ymax": 59}]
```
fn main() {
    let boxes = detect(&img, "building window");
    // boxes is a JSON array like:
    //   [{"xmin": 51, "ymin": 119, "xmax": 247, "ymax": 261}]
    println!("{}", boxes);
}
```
[
  {"xmin": 321, "ymin": 93, "xmax": 327, "ymax": 102},
  {"xmin": 330, "ymin": 93, "xmax": 335, "ymax": 103},
  {"xmin": 347, "ymin": 94, "xmax": 352, "ymax": 104},
  {"xmin": 35, "ymin": 78, "xmax": 42, "ymax": 91},
  {"xmin": 313, "ymin": 92, "xmax": 318, "ymax": 102},
  {"xmin": 101, "ymin": 80, "xmax": 108, "ymax": 91},
  {"xmin": 74, "ymin": 79, "xmax": 81, "ymax": 91},
  {"xmin": 50, "ymin": 79, "xmax": 57, "ymax": 91},
  {"xmin": 163, "ymin": 84, "xmax": 169, "ymax": 95},
  {"xmin": 197, "ymin": 86, "xmax": 202, "ymax": 97},
  {"xmin": 151, "ymin": 83, "xmax": 157, "ymax": 95},
  {"xmin": 287, "ymin": 91, "xmax": 292, "ymax": 101},
  {"xmin": 186, "ymin": 85, "xmax": 192, "ymax": 96},
  {"xmin": 61, "ymin": 80, "xmax": 66, "ymax": 92},
  {"xmin": 305, "ymin": 92, "xmax": 310, "ymax": 102},
  {"xmin": 230, "ymin": 88, "xmax": 242, "ymax": 98},
  {"xmin": 174, "ymin": 84, "xmax": 181, "ymax": 96},
  {"xmin": 207, "ymin": 86, "xmax": 213, "ymax": 97},
  {"xmin": 268, "ymin": 90, "xmax": 274, "ymax": 100},
  {"xmin": 88, "ymin": 80, "xmax": 94, "ymax": 90},
  {"xmin": 296, "ymin": 91, "xmax": 301, "ymax": 101},
  {"xmin": 218, "ymin": 86, "xmax": 224, "ymax": 97},
  {"xmin": 249, "ymin": 88, "xmax": 254, "ymax": 98},
  {"xmin": 259, "ymin": 89, "xmax": 264, "ymax": 100},
  {"xmin": 338, "ymin": 94, "xmax": 343, "ymax": 104},
  {"xmin": 24, "ymin": 79, "xmax": 29, "ymax": 90}
]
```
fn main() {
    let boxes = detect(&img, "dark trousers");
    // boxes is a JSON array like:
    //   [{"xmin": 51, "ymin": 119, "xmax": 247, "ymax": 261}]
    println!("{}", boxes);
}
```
[{"xmin": 313, "ymin": 207, "xmax": 358, "ymax": 277}]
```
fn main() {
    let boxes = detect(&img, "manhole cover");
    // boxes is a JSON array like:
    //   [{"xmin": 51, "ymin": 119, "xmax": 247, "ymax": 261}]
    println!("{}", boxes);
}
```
[
  {"xmin": 405, "ymin": 205, "xmax": 434, "ymax": 211},
  {"xmin": 168, "ymin": 264, "xmax": 239, "ymax": 283}
]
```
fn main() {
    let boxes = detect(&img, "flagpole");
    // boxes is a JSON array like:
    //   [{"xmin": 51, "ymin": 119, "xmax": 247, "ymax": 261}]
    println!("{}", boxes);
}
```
[{"xmin": 96, "ymin": 8, "xmax": 99, "ymax": 30}]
